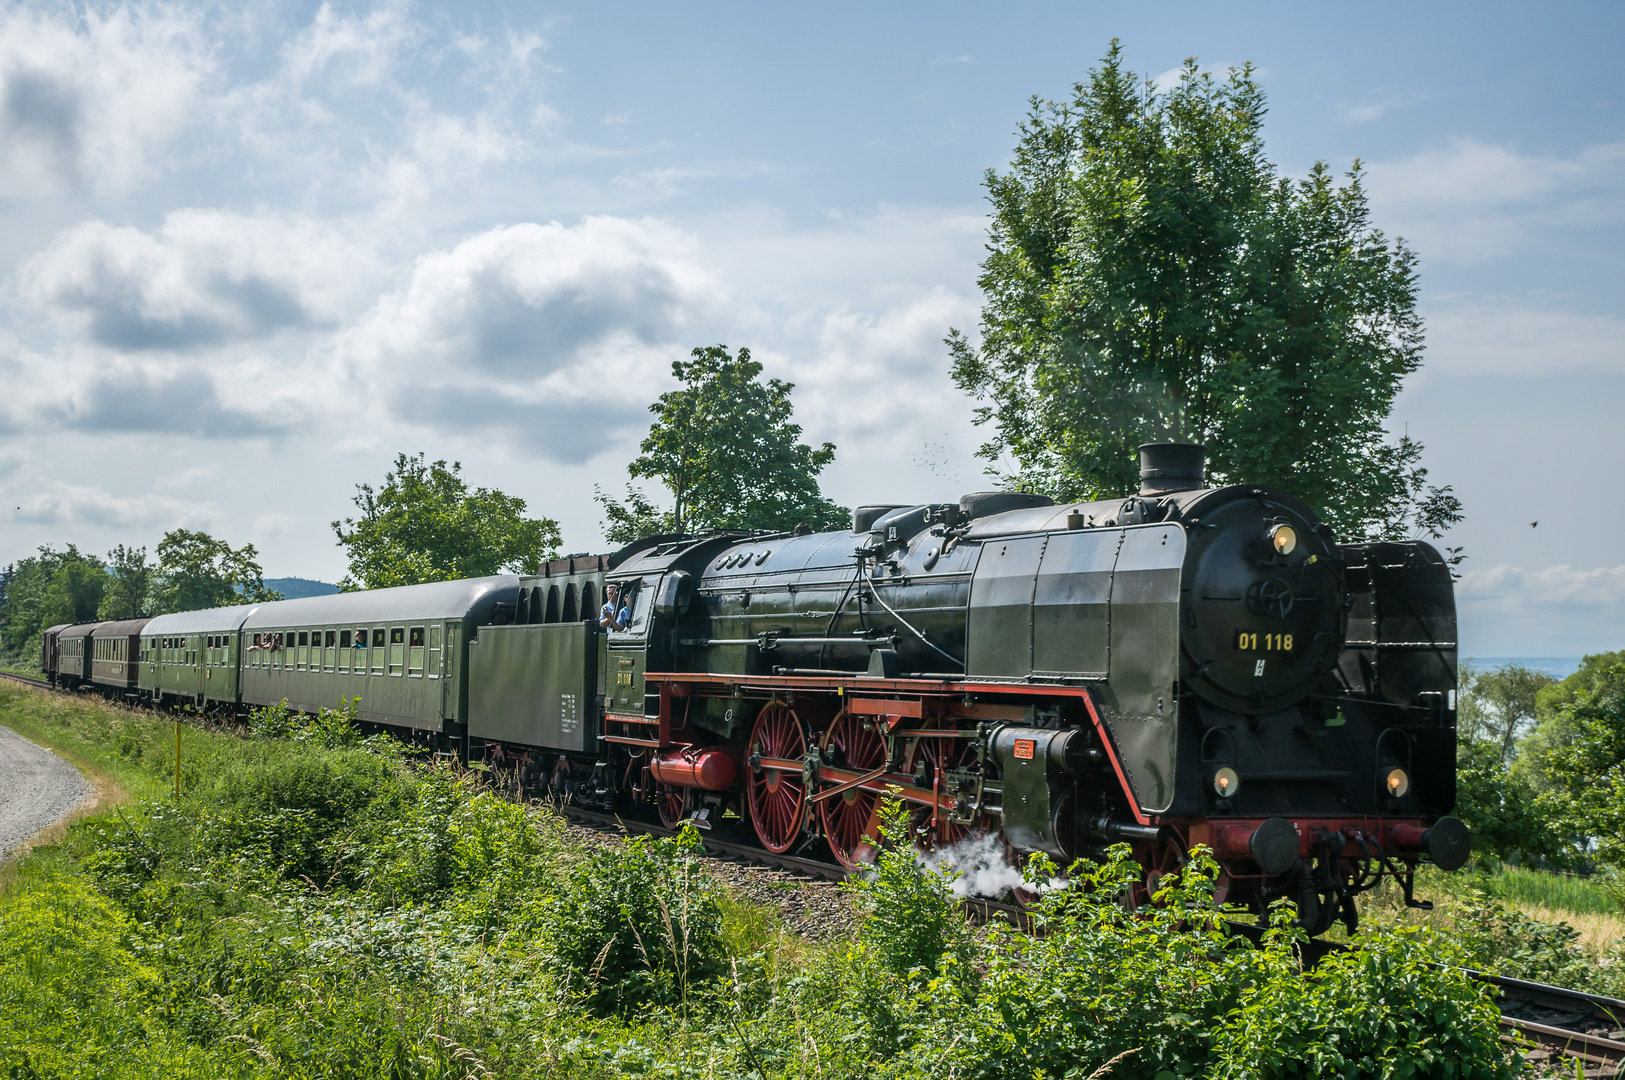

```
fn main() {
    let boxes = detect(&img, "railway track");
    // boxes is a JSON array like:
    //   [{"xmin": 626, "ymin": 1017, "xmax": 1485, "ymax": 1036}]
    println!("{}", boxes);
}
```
[{"xmin": 8, "ymin": 668, "xmax": 1621, "ymax": 1073}]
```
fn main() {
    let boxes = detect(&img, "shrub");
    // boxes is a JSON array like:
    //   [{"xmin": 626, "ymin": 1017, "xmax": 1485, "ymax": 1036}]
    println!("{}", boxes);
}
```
[
  {"xmin": 842, "ymin": 797, "xmax": 974, "ymax": 981},
  {"xmin": 893, "ymin": 846, "xmax": 1516, "ymax": 1080},
  {"xmin": 541, "ymin": 825, "xmax": 725, "ymax": 1017}
]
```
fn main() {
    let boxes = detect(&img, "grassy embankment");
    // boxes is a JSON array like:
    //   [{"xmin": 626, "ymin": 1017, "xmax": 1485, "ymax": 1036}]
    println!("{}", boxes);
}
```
[{"xmin": 0, "ymin": 684, "xmax": 1537, "ymax": 1078}]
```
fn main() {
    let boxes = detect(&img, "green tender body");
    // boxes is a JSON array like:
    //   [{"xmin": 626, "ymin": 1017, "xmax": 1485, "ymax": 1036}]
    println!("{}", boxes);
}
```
[{"xmin": 467, "ymin": 622, "xmax": 604, "ymax": 752}]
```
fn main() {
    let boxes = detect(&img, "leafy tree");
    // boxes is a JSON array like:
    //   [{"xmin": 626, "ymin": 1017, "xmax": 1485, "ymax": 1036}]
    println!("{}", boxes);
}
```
[
  {"xmin": 1513, "ymin": 652, "xmax": 1625, "ymax": 870},
  {"xmin": 99, "ymin": 544, "xmax": 154, "ymax": 620},
  {"xmin": 39, "ymin": 559, "xmax": 109, "ymax": 628},
  {"xmin": 154, "ymin": 529, "xmax": 282, "ymax": 612},
  {"xmin": 1473, "ymin": 663, "xmax": 1557, "ymax": 764},
  {"xmin": 599, "ymin": 345, "xmax": 846, "ymax": 543},
  {"xmin": 593, "ymin": 484, "xmax": 675, "ymax": 547},
  {"xmin": 0, "ymin": 545, "xmax": 106, "ymax": 659},
  {"xmin": 332, "ymin": 453, "xmax": 561, "ymax": 591},
  {"xmin": 947, "ymin": 43, "xmax": 1463, "ymax": 545}
]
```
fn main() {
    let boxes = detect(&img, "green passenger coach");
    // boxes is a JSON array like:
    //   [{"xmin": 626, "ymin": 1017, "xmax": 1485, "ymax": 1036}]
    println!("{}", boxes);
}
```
[
  {"xmin": 239, "ymin": 577, "xmax": 520, "ymax": 736},
  {"xmin": 140, "ymin": 604, "xmax": 263, "ymax": 709}
]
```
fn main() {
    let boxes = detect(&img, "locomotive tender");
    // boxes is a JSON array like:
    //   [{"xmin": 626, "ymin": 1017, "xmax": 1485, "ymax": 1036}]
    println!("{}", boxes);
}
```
[{"xmin": 41, "ymin": 444, "xmax": 1467, "ymax": 933}]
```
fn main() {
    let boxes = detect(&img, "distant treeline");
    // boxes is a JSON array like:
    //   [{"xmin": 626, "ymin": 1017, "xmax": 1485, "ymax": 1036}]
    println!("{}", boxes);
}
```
[{"xmin": 0, "ymin": 529, "xmax": 278, "ymax": 662}]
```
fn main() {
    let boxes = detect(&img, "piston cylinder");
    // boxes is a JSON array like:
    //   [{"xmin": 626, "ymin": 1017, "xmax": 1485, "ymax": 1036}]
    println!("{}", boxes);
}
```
[{"xmin": 650, "ymin": 748, "xmax": 737, "ymax": 791}]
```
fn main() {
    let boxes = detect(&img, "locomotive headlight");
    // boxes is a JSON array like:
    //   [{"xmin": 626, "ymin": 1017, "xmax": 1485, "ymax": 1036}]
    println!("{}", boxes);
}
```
[
  {"xmin": 1270, "ymin": 524, "xmax": 1298, "ymax": 556},
  {"xmin": 1212, "ymin": 767, "xmax": 1240, "ymax": 798},
  {"xmin": 1385, "ymin": 767, "xmax": 1411, "ymax": 798}
]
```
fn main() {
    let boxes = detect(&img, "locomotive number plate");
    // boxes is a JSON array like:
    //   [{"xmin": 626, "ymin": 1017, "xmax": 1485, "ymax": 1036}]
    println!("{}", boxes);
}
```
[{"xmin": 1235, "ymin": 631, "xmax": 1294, "ymax": 652}]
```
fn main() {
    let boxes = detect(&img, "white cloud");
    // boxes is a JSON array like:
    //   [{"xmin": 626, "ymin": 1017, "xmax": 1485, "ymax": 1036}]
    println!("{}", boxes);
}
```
[
  {"xmin": 0, "ymin": 4, "xmax": 212, "ymax": 197},
  {"xmin": 1423, "ymin": 296, "xmax": 1625, "ymax": 375},
  {"xmin": 279, "ymin": 1, "xmax": 420, "ymax": 88},
  {"xmin": 12, "ymin": 479, "xmax": 212, "ymax": 531},
  {"xmin": 345, "ymin": 217, "xmax": 722, "ymax": 461},
  {"xmin": 1455, "ymin": 562, "xmax": 1625, "ymax": 655},
  {"xmin": 1365, "ymin": 138, "xmax": 1625, "ymax": 264},
  {"xmin": 20, "ymin": 210, "xmax": 377, "ymax": 351}
]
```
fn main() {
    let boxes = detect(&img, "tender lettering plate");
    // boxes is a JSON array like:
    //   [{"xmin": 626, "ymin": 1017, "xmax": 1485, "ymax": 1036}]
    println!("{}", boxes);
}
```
[
  {"xmin": 1234, "ymin": 630, "xmax": 1295, "ymax": 653},
  {"xmin": 1013, "ymin": 738, "xmax": 1036, "ymax": 760}
]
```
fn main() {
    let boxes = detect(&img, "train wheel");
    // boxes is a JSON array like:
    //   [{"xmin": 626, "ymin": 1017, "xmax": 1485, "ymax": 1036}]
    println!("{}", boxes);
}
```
[
  {"xmin": 747, "ymin": 704, "xmax": 810, "ymax": 854},
  {"xmin": 819, "ymin": 709, "xmax": 888, "ymax": 869},
  {"xmin": 656, "ymin": 783, "xmax": 690, "ymax": 830},
  {"xmin": 904, "ymin": 733, "xmax": 977, "ymax": 851},
  {"xmin": 1129, "ymin": 834, "xmax": 1187, "ymax": 910},
  {"xmin": 1006, "ymin": 841, "xmax": 1066, "ymax": 909}
]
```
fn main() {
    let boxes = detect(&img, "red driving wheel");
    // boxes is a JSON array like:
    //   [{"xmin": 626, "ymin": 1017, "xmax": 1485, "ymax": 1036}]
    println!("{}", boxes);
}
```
[
  {"xmin": 904, "ymin": 732, "xmax": 977, "ymax": 851},
  {"xmin": 1129, "ymin": 834, "xmax": 1188, "ymax": 910},
  {"xmin": 656, "ymin": 783, "xmax": 690, "ymax": 830},
  {"xmin": 747, "ymin": 704, "xmax": 810, "ymax": 853},
  {"xmin": 818, "ymin": 709, "xmax": 888, "ymax": 869}
]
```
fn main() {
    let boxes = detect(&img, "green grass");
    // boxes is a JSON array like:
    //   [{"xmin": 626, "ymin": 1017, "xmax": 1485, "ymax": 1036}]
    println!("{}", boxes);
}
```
[
  {"xmin": 0, "ymin": 684, "xmax": 1535, "ymax": 1078},
  {"xmin": 1475, "ymin": 863, "xmax": 1621, "ymax": 917}
]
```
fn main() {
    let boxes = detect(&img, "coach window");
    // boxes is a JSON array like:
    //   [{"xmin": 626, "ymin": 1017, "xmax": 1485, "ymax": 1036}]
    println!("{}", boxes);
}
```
[
  {"xmin": 427, "ymin": 624, "xmax": 441, "ymax": 678},
  {"xmin": 294, "ymin": 630, "xmax": 306, "ymax": 670},
  {"xmin": 324, "ymin": 629, "xmax": 337, "ymax": 672},
  {"xmin": 338, "ymin": 630, "xmax": 352, "ymax": 671},
  {"xmin": 352, "ymin": 628, "xmax": 368, "ymax": 674},
  {"xmin": 388, "ymin": 627, "xmax": 405, "ymax": 676},
  {"xmin": 371, "ymin": 628, "xmax": 386, "ymax": 674},
  {"xmin": 407, "ymin": 627, "xmax": 425, "ymax": 677}
]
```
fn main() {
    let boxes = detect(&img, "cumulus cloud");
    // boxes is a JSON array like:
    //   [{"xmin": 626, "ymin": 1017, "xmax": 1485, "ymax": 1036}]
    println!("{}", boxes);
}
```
[
  {"xmin": 352, "ymin": 217, "xmax": 714, "ymax": 375},
  {"xmin": 21, "ymin": 210, "xmax": 375, "ymax": 351},
  {"xmin": 1365, "ymin": 138, "xmax": 1625, "ymax": 264},
  {"xmin": 345, "ymin": 216, "xmax": 720, "ymax": 461},
  {"xmin": 1459, "ymin": 563, "xmax": 1625, "ymax": 609},
  {"xmin": 47, "ymin": 366, "xmax": 287, "ymax": 438},
  {"xmin": 0, "ymin": 4, "xmax": 211, "ymax": 197},
  {"xmin": 13, "ymin": 479, "xmax": 212, "ymax": 531},
  {"xmin": 1455, "ymin": 562, "xmax": 1625, "ymax": 655}
]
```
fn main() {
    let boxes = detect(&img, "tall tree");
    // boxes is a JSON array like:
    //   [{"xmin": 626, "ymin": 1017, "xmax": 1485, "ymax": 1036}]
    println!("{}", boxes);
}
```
[
  {"xmin": 1472, "ymin": 663, "xmax": 1557, "ymax": 764},
  {"xmin": 99, "ymin": 544, "xmax": 154, "ymax": 620},
  {"xmin": 948, "ymin": 43, "xmax": 1462, "ymax": 544},
  {"xmin": 332, "ymin": 453, "xmax": 561, "ymax": 590},
  {"xmin": 598, "ymin": 345, "xmax": 846, "ymax": 544},
  {"xmin": 39, "ymin": 559, "xmax": 109, "ymax": 628},
  {"xmin": 154, "ymin": 530, "xmax": 281, "ymax": 612},
  {"xmin": 0, "ymin": 545, "xmax": 106, "ymax": 659}
]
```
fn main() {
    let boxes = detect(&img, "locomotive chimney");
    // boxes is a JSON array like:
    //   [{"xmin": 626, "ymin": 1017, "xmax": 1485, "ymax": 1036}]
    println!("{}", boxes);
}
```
[{"xmin": 1138, "ymin": 442, "xmax": 1206, "ymax": 495}]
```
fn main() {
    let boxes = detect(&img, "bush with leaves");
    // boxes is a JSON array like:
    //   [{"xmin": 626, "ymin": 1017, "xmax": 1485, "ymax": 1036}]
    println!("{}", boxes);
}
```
[
  {"xmin": 888, "ymin": 845, "xmax": 1515, "ymax": 1080},
  {"xmin": 541, "ymin": 824, "xmax": 726, "ymax": 1017}
]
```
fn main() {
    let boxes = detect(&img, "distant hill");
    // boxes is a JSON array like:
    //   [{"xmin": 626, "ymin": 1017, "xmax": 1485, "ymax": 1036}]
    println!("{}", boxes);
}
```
[{"xmin": 264, "ymin": 577, "xmax": 340, "ymax": 599}]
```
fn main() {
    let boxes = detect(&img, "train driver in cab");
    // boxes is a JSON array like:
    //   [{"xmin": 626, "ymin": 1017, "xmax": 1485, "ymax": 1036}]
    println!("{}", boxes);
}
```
[{"xmin": 600, "ymin": 583, "xmax": 630, "ymax": 632}]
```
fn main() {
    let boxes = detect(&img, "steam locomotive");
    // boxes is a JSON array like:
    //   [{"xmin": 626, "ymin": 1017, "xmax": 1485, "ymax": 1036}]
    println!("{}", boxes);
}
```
[{"xmin": 42, "ymin": 443, "xmax": 1467, "ymax": 933}]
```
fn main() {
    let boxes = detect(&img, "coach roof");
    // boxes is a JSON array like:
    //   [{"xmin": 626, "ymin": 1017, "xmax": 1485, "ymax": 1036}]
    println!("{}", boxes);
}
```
[
  {"xmin": 144, "ymin": 604, "xmax": 264, "ymax": 636},
  {"xmin": 241, "ymin": 576, "xmax": 520, "ymax": 629}
]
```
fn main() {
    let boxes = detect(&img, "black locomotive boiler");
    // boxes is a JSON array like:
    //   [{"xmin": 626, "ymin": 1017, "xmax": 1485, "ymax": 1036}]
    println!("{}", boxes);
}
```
[{"xmin": 471, "ymin": 443, "xmax": 1468, "ymax": 934}]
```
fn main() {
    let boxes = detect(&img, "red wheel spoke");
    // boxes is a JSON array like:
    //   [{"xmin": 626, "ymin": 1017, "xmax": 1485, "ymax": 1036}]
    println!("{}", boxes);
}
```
[
  {"xmin": 748, "ymin": 705, "xmax": 808, "ymax": 853},
  {"xmin": 818, "ymin": 710, "xmax": 887, "ymax": 869}
]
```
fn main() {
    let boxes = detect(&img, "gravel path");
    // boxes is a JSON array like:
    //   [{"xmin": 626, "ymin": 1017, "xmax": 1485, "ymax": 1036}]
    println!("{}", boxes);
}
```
[{"xmin": 0, "ymin": 724, "xmax": 93, "ymax": 859}]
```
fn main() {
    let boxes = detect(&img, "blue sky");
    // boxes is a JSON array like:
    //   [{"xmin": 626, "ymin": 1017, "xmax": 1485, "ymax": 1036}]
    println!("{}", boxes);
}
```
[{"xmin": 1, "ymin": 0, "xmax": 1621, "ymax": 655}]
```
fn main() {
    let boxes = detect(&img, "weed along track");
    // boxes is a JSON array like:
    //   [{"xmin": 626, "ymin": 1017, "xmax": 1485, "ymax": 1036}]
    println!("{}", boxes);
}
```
[
  {"xmin": 3, "ymin": 669, "xmax": 1617, "ymax": 1077},
  {"xmin": 563, "ymin": 798, "xmax": 1625, "ymax": 1077}
]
